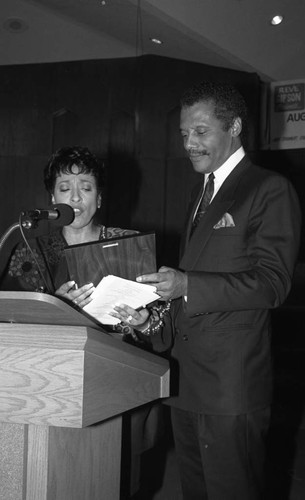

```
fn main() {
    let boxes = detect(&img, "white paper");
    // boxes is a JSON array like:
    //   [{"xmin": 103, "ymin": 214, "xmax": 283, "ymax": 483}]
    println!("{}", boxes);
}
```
[{"xmin": 83, "ymin": 275, "xmax": 160, "ymax": 325}]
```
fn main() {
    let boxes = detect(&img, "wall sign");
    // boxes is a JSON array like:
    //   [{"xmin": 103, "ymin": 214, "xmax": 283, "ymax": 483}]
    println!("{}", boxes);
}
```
[{"xmin": 270, "ymin": 79, "xmax": 305, "ymax": 150}]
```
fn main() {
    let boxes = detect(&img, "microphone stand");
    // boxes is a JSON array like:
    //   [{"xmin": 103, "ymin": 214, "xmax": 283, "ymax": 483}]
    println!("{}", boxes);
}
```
[
  {"xmin": 0, "ymin": 214, "xmax": 53, "ymax": 294},
  {"xmin": 0, "ymin": 222, "xmax": 20, "ymax": 251},
  {"xmin": 0, "ymin": 210, "xmax": 43, "ymax": 250},
  {"xmin": 0, "ymin": 222, "xmax": 21, "ymax": 283}
]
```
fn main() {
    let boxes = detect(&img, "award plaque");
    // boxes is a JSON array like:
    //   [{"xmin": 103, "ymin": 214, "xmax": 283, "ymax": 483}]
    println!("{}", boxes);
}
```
[{"xmin": 64, "ymin": 232, "xmax": 156, "ymax": 287}]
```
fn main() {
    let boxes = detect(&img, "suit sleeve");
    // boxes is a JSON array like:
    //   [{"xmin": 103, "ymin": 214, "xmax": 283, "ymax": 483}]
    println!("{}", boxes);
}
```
[{"xmin": 185, "ymin": 174, "xmax": 302, "ymax": 316}]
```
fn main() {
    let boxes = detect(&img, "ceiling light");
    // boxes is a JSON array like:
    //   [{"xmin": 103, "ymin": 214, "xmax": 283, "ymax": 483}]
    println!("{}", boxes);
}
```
[
  {"xmin": 3, "ymin": 18, "xmax": 29, "ymax": 33},
  {"xmin": 270, "ymin": 15, "xmax": 283, "ymax": 26},
  {"xmin": 150, "ymin": 38, "xmax": 163, "ymax": 45}
]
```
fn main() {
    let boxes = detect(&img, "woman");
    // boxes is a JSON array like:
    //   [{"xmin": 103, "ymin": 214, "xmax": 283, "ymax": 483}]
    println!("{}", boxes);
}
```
[
  {"xmin": 2, "ymin": 145, "xmax": 164, "ymax": 497},
  {"xmin": 3, "ymin": 145, "xmax": 136, "ymax": 308}
]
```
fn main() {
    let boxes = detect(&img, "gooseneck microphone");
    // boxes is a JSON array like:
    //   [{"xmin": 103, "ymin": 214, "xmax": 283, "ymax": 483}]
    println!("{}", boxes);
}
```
[
  {"xmin": 21, "ymin": 203, "xmax": 75, "ymax": 227},
  {"xmin": 0, "ymin": 204, "xmax": 75, "ymax": 294},
  {"xmin": 22, "ymin": 208, "xmax": 62, "ymax": 220}
]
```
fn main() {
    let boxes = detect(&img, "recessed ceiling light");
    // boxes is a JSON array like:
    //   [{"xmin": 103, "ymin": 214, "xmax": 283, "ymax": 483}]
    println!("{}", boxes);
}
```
[
  {"xmin": 3, "ymin": 18, "xmax": 29, "ymax": 33},
  {"xmin": 150, "ymin": 38, "xmax": 163, "ymax": 45},
  {"xmin": 271, "ymin": 15, "xmax": 283, "ymax": 26}
]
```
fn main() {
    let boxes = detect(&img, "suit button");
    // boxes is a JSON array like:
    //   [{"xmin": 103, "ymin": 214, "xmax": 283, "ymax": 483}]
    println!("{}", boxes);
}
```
[{"xmin": 182, "ymin": 334, "xmax": 188, "ymax": 341}]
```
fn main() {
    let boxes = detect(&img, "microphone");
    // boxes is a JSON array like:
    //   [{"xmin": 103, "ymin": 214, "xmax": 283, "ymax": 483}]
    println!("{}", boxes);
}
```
[{"xmin": 21, "ymin": 203, "xmax": 75, "ymax": 227}]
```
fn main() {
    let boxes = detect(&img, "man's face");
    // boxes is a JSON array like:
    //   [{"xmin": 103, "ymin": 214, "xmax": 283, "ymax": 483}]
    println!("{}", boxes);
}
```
[{"xmin": 180, "ymin": 100, "xmax": 241, "ymax": 174}]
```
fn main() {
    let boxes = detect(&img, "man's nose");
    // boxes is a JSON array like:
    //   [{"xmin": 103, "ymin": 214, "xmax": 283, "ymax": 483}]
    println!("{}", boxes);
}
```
[{"xmin": 184, "ymin": 133, "xmax": 198, "ymax": 150}]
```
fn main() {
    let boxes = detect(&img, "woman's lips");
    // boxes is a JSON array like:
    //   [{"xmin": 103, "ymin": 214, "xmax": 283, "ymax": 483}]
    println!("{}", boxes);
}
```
[{"xmin": 73, "ymin": 208, "xmax": 82, "ymax": 216}]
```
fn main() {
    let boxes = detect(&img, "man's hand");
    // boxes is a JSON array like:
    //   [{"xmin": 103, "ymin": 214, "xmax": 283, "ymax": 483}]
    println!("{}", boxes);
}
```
[{"xmin": 137, "ymin": 266, "xmax": 188, "ymax": 300}]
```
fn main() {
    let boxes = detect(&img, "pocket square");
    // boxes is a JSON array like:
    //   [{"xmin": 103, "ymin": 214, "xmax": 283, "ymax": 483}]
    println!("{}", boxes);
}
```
[{"xmin": 213, "ymin": 212, "xmax": 235, "ymax": 229}]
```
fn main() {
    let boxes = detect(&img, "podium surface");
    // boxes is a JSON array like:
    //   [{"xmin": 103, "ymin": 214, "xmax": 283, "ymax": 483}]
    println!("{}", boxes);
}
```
[{"xmin": 0, "ymin": 292, "xmax": 170, "ymax": 500}]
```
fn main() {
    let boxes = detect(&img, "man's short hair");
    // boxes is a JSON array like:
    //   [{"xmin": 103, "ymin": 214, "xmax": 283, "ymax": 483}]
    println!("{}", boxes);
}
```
[{"xmin": 180, "ymin": 81, "xmax": 248, "ymax": 133}]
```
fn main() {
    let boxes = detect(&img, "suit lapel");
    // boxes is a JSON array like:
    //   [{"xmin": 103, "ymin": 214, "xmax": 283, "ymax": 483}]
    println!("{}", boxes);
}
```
[
  {"xmin": 180, "ymin": 183, "xmax": 203, "ymax": 254},
  {"xmin": 180, "ymin": 200, "xmax": 233, "ymax": 269},
  {"xmin": 180, "ymin": 156, "xmax": 251, "ymax": 270}
]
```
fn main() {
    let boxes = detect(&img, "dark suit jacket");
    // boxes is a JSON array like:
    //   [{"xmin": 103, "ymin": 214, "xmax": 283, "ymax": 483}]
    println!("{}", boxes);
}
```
[{"xmin": 153, "ymin": 156, "xmax": 302, "ymax": 415}]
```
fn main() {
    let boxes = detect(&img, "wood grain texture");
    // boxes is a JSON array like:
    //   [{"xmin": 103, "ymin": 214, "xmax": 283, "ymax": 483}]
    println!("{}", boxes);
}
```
[
  {"xmin": 64, "ymin": 232, "xmax": 156, "ymax": 287},
  {"xmin": 0, "ymin": 291, "xmax": 101, "ymax": 329},
  {"xmin": 83, "ymin": 350, "xmax": 169, "ymax": 426},
  {"xmin": 47, "ymin": 418, "xmax": 122, "ymax": 500},
  {"xmin": 0, "ymin": 419, "xmax": 122, "ymax": 500},
  {"xmin": 0, "ymin": 287, "xmax": 169, "ymax": 499},
  {"xmin": 0, "ymin": 331, "xmax": 169, "ymax": 427},
  {"xmin": 0, "ymin": 311, "xmax": 169, "ymax": 427},
  {"xmin": 0, "ymin": 342, "xmax": 85, "ymax": 427},
  {"xmin": 0, "ymin": 422, "xmax": 122, "ymax": 500},
  {"xmin": 26, "ymin": 425, "xmax": 49, "ymax": 500}
]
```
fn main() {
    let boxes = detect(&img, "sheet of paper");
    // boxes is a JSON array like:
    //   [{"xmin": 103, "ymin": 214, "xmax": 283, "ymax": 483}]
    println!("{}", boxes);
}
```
[{"xmin": 83, "ymin": 275, "xmax": 160, "ymax": 324}]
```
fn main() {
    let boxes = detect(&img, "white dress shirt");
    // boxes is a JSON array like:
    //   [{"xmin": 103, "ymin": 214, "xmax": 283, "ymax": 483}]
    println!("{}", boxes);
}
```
[
  {"xmin": 193, "ymin": 146, "xmax": 245, "ymax": 220},
  {"xmin": 210, "ymin": 146, "xmax": 245, "ymax": 201}
]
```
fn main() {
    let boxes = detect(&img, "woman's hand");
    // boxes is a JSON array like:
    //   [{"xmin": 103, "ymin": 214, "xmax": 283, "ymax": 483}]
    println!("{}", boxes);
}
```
[
  {"xmin": 112, "ymin": 304, "xmax": 150, "ymax": 329},
  {"xmin": 55, "ymin": 280, "xmax": 95, "ymax": 308}
]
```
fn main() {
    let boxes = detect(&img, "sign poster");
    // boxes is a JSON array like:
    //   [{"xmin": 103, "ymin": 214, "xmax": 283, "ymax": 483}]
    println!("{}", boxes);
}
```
[{"xmin": 270, "ymin": 79, "xmax": 305, "ymax": 150}]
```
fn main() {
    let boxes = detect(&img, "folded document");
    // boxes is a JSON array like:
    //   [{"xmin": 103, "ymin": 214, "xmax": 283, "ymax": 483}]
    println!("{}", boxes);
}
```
[{"xmin": 83, "ymin": 275, "xmax": 160, "ymax": 325}]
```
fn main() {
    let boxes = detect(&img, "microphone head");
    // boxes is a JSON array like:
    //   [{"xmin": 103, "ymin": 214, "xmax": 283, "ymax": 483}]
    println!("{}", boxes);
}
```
[{"xmin": 52, "ymin": 203, "xmax": 75, "ymax": 226}]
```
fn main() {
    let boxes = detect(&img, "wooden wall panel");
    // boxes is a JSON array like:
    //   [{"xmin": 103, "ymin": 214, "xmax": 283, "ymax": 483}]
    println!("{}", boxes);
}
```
[
  {"xmin": 0, "ymin": 65, "xmax": 55, "ymax": 156},
  {"xmin": 0, "ymin": 55, "xmax": 262, "ymax": 270},
  {"xmin": 52, "ymin": 109, "xmax": 79, "ymax": 152},
  {"xmin": 0, "ymin": 156, "xmax": 48, "ymax": 227},
  {"xmin": 107, "ymin": 109, "xmax": 137, "ymax": 229},
  {"xmin": 131, "ymin": 157, "xmax": 166, "ymax": 227}
]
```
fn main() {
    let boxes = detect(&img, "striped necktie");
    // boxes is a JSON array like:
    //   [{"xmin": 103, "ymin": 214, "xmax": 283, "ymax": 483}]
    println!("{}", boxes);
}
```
[{"xmin": 190, "ymin": 172, "xmax": 215, "ymax": 236}]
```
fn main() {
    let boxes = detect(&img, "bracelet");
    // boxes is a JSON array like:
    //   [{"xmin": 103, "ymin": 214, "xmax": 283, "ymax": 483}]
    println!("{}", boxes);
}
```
[
  {"xmin": 136, "ymin": 300, "xmax": 172, "ymax": 337},
  {"xmin": 136, "ymin": 317, "xmax": 153, "ymax": 336}
]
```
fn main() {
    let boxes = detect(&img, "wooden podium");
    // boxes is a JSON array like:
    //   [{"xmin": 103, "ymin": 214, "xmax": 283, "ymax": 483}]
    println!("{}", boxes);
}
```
[{"xmin": 0, "ymin": 292, "xmax": 170, "ymax": 500}]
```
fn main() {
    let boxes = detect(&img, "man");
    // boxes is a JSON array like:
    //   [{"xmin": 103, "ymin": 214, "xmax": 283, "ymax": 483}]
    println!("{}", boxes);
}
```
[{"xmin": 115, "ymin": 81, "xmax": 301, "ymax": 499}]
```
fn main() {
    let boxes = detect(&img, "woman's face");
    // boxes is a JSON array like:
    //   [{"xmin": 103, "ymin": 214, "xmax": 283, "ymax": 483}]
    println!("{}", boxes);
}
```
[{"xmin": 52, "ymin": 164, "xmax": 101, "ymax": 230}]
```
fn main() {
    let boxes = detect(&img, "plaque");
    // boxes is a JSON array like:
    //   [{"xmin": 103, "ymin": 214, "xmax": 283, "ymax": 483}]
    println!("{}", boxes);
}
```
[{"xmin": 64, "ymin": 232, "xmax": 156, "ymax": 287}]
